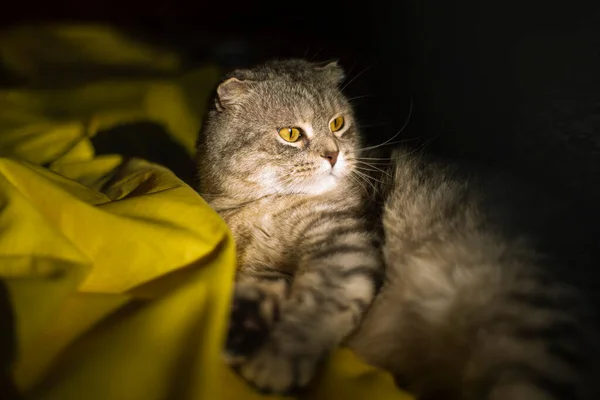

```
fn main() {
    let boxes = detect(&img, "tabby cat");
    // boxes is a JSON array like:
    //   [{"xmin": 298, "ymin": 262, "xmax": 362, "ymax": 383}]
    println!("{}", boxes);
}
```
[{"xmin": 195, "ymin": 59, "xmax": 599, "ymax": 400}]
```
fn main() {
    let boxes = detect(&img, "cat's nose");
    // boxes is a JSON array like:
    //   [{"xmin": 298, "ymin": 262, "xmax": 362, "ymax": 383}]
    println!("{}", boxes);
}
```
[{"xmin": 321, "ymin": 150, "xmax": 339, "ymax": 167}]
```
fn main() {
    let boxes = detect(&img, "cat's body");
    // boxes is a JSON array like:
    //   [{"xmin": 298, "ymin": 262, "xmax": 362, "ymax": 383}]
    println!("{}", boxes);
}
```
[
  {"xmin": 197, "ymin": 60, "xmax": 383, "ymax": 392},
  {"xmin": 217, "ymin": 190, "xmax": 367, "ymax": 274},
  {"xmin": 348, "ymin": 150, "xmax": 599, "ymax": 399},
  {"xmin": 196, "ymin": 59, "xmax": 599, "ymax": 399}
]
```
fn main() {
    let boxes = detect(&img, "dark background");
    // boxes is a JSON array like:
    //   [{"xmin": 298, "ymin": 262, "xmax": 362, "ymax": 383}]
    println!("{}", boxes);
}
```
[
  {"xmin": 5, "ymin": 0, "xmax": 598, "ymax": 209},
  {"xmin": 3, "ymin": 0, "xmax": 599, "ymax": 201}
]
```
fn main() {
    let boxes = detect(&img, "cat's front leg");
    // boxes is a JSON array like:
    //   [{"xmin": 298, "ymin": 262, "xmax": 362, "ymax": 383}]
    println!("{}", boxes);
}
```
[{"xmin": 229, "ymin": 229, "xmax": 384, "ymax": 394}]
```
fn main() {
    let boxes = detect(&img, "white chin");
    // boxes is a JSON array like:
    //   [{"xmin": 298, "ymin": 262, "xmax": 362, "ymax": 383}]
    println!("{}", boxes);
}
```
[{"xmin": 301, "ymin": 174, "xmax": 339, "ymax": 195}]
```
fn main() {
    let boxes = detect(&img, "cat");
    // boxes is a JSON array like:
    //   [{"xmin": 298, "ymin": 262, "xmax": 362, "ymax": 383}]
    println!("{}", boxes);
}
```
[{"xmin": 195, "ymin": 59, "xmax": 599, "ymax": 400}]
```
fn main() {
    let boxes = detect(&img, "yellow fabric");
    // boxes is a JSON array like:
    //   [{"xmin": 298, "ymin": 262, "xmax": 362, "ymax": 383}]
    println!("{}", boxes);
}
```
[{"xmin": 0, "ymin": 25, "xmax": 413, "ymax": 400}]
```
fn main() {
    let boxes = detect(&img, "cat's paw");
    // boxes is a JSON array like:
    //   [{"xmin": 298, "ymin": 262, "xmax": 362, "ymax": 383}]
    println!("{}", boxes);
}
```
[
  {"xmin": 225, "ymin": 283, "xmax": 280, "ymax": 363},
  {"xmin": 224, "ymin": 283, "xmax": 322, "ymax": 394},
  {"xmin": 236, "ymin": 339, "xmax": 320, "ymax": 394}
]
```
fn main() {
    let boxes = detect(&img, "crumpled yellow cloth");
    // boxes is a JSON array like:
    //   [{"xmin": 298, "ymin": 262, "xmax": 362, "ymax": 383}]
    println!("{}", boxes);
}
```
[{"xmin": 0, "ymin": 25, "xmax": 412, "ymax": 400}]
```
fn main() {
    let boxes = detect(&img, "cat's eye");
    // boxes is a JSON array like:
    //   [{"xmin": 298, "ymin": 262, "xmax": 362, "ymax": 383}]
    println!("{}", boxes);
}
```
[
  {"xmin": 278, "ymin": 127, "xmax": 302, "ymax": 142},
  {"xmin": 330, "ymin": 116, "xmax": 345, "ymax": 132}
]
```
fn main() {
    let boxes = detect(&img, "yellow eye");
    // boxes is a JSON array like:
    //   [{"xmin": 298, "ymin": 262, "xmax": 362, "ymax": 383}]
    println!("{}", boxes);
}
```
[
  {"xmin": 330, "ymin": 116, "xmax": 345, "ymax": 132},
  {"xmin": 278, "ymin": 127, "xmax": 302, "ymax": 142}
]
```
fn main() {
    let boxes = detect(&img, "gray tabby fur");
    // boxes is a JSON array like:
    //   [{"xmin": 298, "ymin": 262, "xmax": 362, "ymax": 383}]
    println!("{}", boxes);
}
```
[{"xmin": 196, "ymin": 59, "xmax": 599, "ymax": 400}]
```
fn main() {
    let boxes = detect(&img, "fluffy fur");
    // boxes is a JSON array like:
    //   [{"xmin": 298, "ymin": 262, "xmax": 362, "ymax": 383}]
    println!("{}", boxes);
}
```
[{"xmin": 196, "ymin": 59, "xmax": 599, "ymax": 399}]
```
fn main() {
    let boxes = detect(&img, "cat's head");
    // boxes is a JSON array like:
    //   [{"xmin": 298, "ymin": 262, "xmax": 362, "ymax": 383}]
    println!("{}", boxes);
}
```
[{"xmin": 197, "ymin": 59, "xmax": 362, "ymax": 201}]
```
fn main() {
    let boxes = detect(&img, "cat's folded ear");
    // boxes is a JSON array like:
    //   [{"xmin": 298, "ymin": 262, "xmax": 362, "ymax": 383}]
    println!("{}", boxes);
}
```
[
  {"xmin": 215, "ymin": 77, "xmax": 252, "ymax": 111},
  {"xmin": 314, "ymin": 60, "xmax": 346, "ymax": 86}
]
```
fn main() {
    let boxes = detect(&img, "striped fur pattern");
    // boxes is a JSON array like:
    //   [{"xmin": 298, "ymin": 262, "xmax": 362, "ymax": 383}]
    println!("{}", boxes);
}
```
[
  {"xmin": 196, "ymin": 59, "xmax": 599, "ymax": 398},
  {"xmin": 196, "ymin": 59, "xmax": 383, "ymax": 393}
]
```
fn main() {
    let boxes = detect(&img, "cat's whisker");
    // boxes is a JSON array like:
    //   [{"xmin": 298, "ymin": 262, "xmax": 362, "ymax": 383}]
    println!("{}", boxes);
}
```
[
  {"xmin": 354, "ymin": 167, "xmax": 390, "ymax": 186},
  {"xmin": 352, "ymin": 170, "xmax": 382, "ymax": 195},
  {"xmin": 401, "ymin": 137, "xmax": 435, "ymax": 160},
  {"xmin": 354, "ymin": 164, "xmax": 383, "ymax": 171},
  {"xmin": 352, "ymin": 172, "xmax": 378, "ymax": 195},
  {"xmin": 346, "ymin": 173, "xmax": 369, "ymax": 196},
  {"xmin": 352, "ymin": 161, "xmax": 393, "ymax": 166},
  {"xmin": 354, "ymin": 166, "xmax": 381, "ymax": 175},
  {"xmin": 340, "ymin": 64, "xmax": 373, "ymax": 92},
  {"xmin": 356, "ymin": 156, "xmax": 404, "ymax": 165},
  {"xmin": 360, "ymin": 136, "xmax": 431, "ymax": 154},
  {"xmin": 355, "ymin": 162, "xmax": 393, "ymax": 177},
  {"xmin": 354, "ymin": 169, "xmax": 385, "ymax": 185},
  {"xmin": 356, "ymin": 97, "xmax": 414, "ymax": 152},
  {"xmin": 353, "ymin": 156, "xmax": 404, "ymax": 162},
  {"xmin": 354, "ymin": 138, "xmax": 434, "ymax": 162},
  {"xmin": 347, "ymin": 94, "xmax": 375, "ymax": 102},
  {"xmin": 358, "ymin": 139, "xmax": 414, "ymax": 152},
  {"xmin": 356, "ymin": 141, "xmax": 422, "ymax": 156},
  {"xmin": 354, "ymin": 156, "xmax": 397, "ymax": 161}
]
